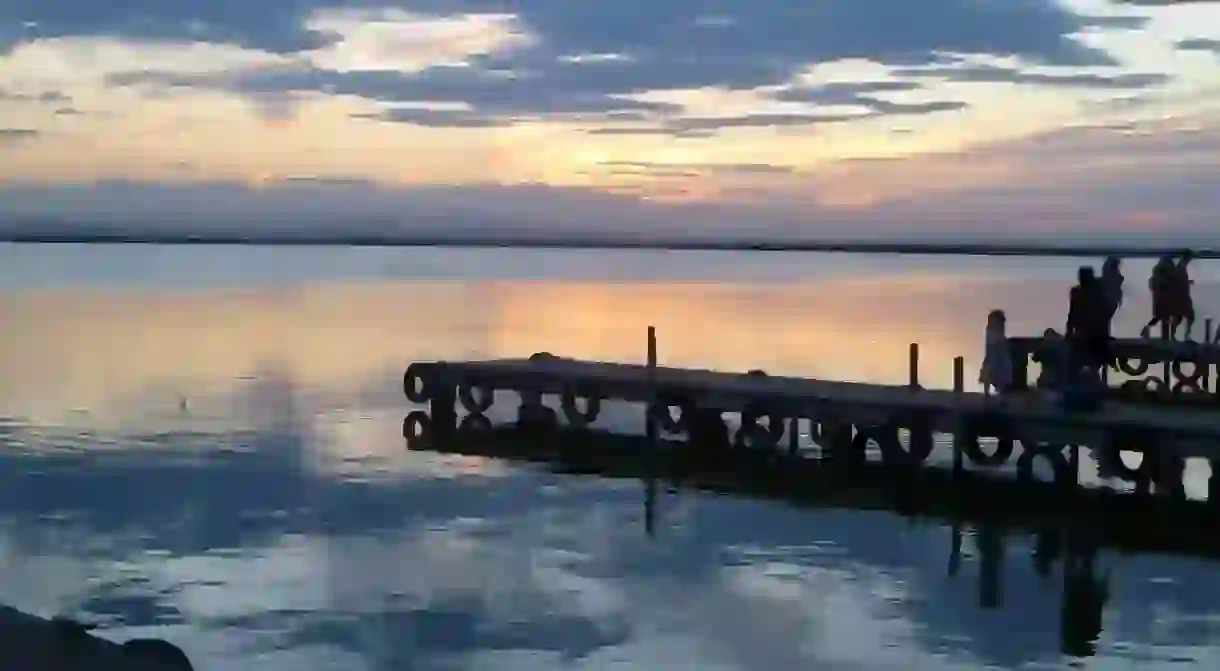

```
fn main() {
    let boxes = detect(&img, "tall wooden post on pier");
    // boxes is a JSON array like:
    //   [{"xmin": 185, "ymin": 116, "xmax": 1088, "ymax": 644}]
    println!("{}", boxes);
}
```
[
  {"xmin": 908, "ymin": 343, "xmax": 920, "ymax": 389},
  {"xmin": 644, "ymin": 325, "xmax": 658, "ymax": 538},
  {"xmin": 952, "ymin": 356, "xmax": 965, "ymax": 477}
]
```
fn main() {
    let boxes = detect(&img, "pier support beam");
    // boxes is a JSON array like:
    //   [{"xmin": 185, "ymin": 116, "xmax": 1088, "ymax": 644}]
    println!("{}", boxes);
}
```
[
  {"xmin": 1153, "ymin": 449, "xmax": 1186, "ymax": 500},
  {"xmin": 687, "ymin": 408, "xmax": 730, "ymax": 450},
  {"xmin": 952, "ymin": 356, "xmax": 965, "ymax": 477},
  {"xmin": 788, "ymin": 417, "xmax": 801, "ymax": 458},
  {"xmin": 430, "ymin": 383, "xmax": 457, "ymax": 442}
]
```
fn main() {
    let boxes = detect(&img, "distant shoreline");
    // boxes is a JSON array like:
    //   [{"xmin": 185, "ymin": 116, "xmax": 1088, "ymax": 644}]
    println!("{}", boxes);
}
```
[{"xmin": 1, "ymin": 232, "xmax": 1217, "ymax": 258}]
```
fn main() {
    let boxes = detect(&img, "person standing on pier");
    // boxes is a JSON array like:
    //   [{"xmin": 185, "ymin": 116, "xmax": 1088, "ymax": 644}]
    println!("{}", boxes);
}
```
[
  {"xmin": 1066, "ymin": 266, "xmax": 1109, "ymax": 384},
  {"xmin": 1141, "ymin": 252, "xmax": 1192, "ymax": 339},
  {"xmin": 1173, "ymin": 249, "xmax": 1196, "ymax": 340},
  {"xmin": 1100, "ymin": 257, "xmax": 1124, "ymax": 322},
  {"xmin": 979, "ymin": 309, "xmax": 1012, "ymax": 398}
]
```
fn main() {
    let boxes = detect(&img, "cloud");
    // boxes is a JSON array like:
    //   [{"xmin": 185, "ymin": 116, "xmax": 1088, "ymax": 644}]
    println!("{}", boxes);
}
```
[
  {"xmin": 79, "ymin": 0, "xmax": 1159, "ymax": 133},
  {"xmin": 1178, "ymin": 38, "xmax": 1220, "ymax": 54},
  {"xmin": 584, "ymin": 127, "xmax": 715, "ymax": 139},
  {"xmin": 351, "ymin": 107, "xmax": 503, "ymax": 128},
  {"xmin": 0, "ymin": 88, "xmax": 70, "ymax": 103},
  {"xmin": 773, "ymin": 80, "xmax": 923, "ymax": 105},
  {"xmin": 0, "ymin": 0, "xmax": 328, "ymax": 54},
  {"xmin": 0, "ymin": 128, "xmax": 38, "ymax": 145},
  {"xmin": 0, "ymin": 36, "xmax": 288, "ymax": 91},
  {"xmin": 1114, "ymin": 0, "xmax": 1220, "ymax": 5},
  {"xmin": 596, "ymin": 161, "xmax": 796, "ymax": 177},
  {"xmin": 586, "ymin": 99, "xmax": 965, "ymax": 136},
  {"xmin": 664, "ymin": 112, "xmax": 870, "ymax": 133},
  {"xmin": 6, "ymin": 0, "xmax": 1139, "ymax": 67},
  {"xmin": 889, "ymin": 62, "xmax": 1168, "ymax": 88},
  {"xmin": 303, "ymin": 8, "xmax": 536, "ymax": 72}
]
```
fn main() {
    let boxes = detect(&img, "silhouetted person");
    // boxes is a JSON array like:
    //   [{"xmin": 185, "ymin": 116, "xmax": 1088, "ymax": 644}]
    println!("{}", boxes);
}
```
[
  {"xmin": 1100, "ymin": 256, "xmax": 1124, "ymax": 323},
  {"xmin": 1034, "ymin": 327, "xmax": 1068, "ymax": 390},
  {"xmin": 1141, "ymin": 252, "xmax": 1194, "ymax": 339},
  {"xmin": 978, "ymin": 309, "xmax": 1011, "ymax": 399},
  {"xmin": 1174, "ymin": 250, "xmax": 1196, "ymax": 339},
  {"xmin": 1066, "ymin": 266, "xmax": 1109, "ymax": 379}
]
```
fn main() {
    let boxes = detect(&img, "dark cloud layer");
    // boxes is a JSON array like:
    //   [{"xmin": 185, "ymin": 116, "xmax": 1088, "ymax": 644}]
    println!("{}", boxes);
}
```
[
  {"xmin": 889, "ymin": 63, "xmax": 1168, "ymax": 88},
  {"xmin": 72, "ymin": 0, "xmax": 1166, "ymax": 131},
  {"xmin": 1114, "ymin": 0, "xmax": 1220, "ymax": 5},
  {"xmin": 0, "ymin": 89, "xmax": 70, "ymax": 103},
  {"xmin": 0, "ymin": 128, "xmax": 38, "ymax": 145},
  {"xmin": 5, "ymin": 0, "xmax": 1141, "ymax": 65},
  {"xmin": 1178, "ymin": 38, "xmax": 1220, "ymax": 54}
]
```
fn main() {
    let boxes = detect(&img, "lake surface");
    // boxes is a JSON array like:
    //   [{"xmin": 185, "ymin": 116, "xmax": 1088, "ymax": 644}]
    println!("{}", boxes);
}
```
[{"xmin": 2, "ymin": 243, "xmax": 1220, "ymax": 670}]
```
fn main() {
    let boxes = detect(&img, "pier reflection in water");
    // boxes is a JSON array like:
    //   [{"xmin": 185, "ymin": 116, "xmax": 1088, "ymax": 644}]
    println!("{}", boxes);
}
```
[
  {"xmin": 404, "ymin": 415, "xmax": 1220, "ymax": 661},
  {"xmin": 3, "ymin": 244, "xmax": 1220, "ymax": 669}
]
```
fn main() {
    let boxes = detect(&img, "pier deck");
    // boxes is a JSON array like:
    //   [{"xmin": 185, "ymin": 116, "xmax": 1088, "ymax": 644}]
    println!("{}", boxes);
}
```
[{"xmin": 407, "ymin": 356, "xmax": 1220, "ymax": 451}]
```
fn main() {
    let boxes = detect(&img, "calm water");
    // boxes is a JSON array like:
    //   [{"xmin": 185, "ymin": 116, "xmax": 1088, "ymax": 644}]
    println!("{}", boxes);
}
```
[{"xmin": 2, "ymin": 243, "xmax": 1220, "ymax": 670}]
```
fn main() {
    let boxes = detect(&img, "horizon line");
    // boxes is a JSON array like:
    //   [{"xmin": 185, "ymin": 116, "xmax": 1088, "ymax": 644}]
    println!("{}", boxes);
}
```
[{"xmin": 1, "ymin": 231, "xmax": 1218, "ymax": 258}]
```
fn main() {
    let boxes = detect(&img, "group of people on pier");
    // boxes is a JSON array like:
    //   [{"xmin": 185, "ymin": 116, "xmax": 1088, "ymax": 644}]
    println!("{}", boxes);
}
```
[{"xmin": 980, "ymin": 250, "xmax": 1199, "ymax": 400}]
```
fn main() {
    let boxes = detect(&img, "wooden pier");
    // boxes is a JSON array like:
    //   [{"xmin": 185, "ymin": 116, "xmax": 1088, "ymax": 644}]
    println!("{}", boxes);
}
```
[{"xmin": 404, "ymin": 337, "xmax": 1220, "ymax": 499}]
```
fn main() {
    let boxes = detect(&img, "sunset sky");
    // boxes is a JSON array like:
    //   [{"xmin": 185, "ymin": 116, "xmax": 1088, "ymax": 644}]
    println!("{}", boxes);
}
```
[{"xmin": 1, "ymin": 0, "xmax": 1218, "ymax": 240}]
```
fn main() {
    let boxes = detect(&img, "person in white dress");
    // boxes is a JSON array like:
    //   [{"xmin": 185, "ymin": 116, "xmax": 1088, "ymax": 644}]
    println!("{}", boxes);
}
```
[{"xmin": 979, "ymin": 309, "xmax": 1012, "ymax": 398}]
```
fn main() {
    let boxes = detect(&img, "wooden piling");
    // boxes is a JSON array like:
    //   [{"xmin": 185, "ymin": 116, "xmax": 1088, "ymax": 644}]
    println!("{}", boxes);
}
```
[
  {"xmin": 952, "ymin": 356, "xmax": 965, "ymax": 476},
  {"xmin": 647, "ymin": 326, "xmax": 658, "ymax": 371},
  {"xmin": 645, "ymin": 325, "xmax": 658, "ymax": 440},
  {"xmin": 644, "ymin": 325, "xmax": 658, "ymax": 538},
  {"xmin": 788, "ymin": 417, "xmax": 801, "ymax": 458},
  {"xmin": 908, "ymin": 343, "xmax": 920, "ymax": 389}
]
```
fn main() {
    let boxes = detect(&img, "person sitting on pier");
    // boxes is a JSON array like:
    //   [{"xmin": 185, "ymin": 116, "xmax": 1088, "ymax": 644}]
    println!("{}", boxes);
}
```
[
  {"xmin": 979, "ymin": 309, "xmax": 1012, "ymax": 398},
  {"xmin": 1033, "ymin": 327, "xmax": 1068, "ymax": 390}
]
